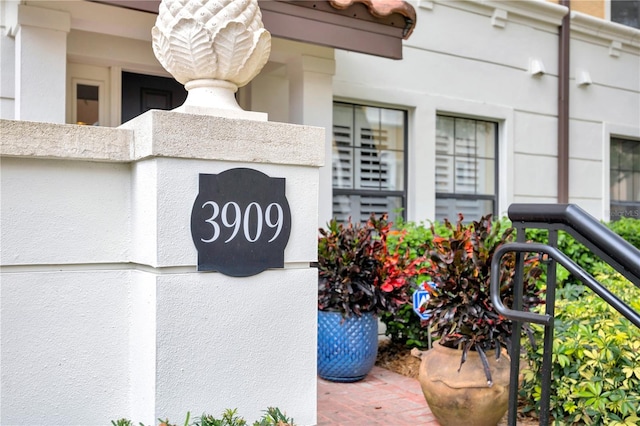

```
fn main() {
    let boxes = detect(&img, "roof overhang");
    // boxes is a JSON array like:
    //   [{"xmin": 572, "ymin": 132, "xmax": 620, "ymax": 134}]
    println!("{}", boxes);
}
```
[{"xmin": 91, "ymin": 0, "xmax": 416, "ymax": 59}]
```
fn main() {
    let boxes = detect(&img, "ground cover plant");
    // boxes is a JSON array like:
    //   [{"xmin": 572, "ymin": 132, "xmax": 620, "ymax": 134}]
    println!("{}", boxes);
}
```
[{"xmin": 112, "ymin": 407, "xmax": 295, "ymax": 426}]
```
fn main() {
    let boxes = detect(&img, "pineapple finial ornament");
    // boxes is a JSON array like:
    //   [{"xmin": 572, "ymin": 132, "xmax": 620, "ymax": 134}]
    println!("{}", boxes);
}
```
[{"xmin": 152, "ymin": 0, "xmax": 271, "ymax": 117}]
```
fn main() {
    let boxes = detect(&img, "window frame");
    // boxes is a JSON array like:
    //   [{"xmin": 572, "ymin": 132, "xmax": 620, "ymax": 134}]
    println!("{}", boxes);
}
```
[
  {"xmin": 434, "ymin": 114, "xmax": 499, "ymax": 222},
  {"xmin": 609, "ymin": 136, "xmax": 640, "ymax": 221},
  {"xmin": 66, "ymin": 63, "xmax": 111, "ymax": 127},
  {"xmin": 72, "ymin": 79, "xmax": 104, "ymax": 126},
  {"xmin": 331, "ymin": 101, "xmax": 409, "ymax": 223}
]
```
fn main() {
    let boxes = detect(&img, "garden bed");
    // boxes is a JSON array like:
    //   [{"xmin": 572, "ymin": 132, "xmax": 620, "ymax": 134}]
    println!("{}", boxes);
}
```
[{"xmin": 375, "ymin": 339, "xmax": 420, "ymax": 379}]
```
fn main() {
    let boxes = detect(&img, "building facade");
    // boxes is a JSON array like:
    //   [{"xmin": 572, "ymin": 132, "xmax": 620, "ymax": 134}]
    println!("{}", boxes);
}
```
[
  {"xmin": 1, "ymin": 0, "xmax": 639, "ymax": 424},
  {"xmin": 1, "ymin": 0, "xmax": 639, "ymax": 225}
]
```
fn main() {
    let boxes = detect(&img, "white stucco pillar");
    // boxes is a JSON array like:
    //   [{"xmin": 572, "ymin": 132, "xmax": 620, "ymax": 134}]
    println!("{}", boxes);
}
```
[
  {"xmin": 120, "ymin": 110, "xmax": 322, "ymax": 425},
  {"xmin": 287, "ymin": 54, "xmax": 335, "ymax": 228},
  {"xmin": 129, "ymin": 3, "xmax": 321, "ymax": 422},
  {"xmin": 14, "ymin": 4, "xmax": 70, "ymax": 123}
]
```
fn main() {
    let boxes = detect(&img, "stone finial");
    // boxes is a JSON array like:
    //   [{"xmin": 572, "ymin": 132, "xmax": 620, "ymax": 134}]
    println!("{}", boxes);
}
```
[{"xmin": 152, "ymin": 0, "xmax": 271, "ymax": 117}]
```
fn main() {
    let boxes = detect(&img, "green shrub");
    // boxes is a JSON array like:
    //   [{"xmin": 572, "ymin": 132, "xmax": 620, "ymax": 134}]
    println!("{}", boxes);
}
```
[
  {"xmin": 381, "ymin": 215, "xmax": 640, "ymax": 350},
  {"xmin": 607, "ymin": 217, "xmax": 640, "ymax": 250},
  {"xmin": 380, "ymin": 218, "xmax": 437, "ymax": 349},
  {"xmin": 525, "ymin": 229, "xmax": 600, "ymax": 288},
  {"xmin": 520, "ymin": 272, "xmax": 640, "ymax": 425},
  {"xmin": 252, "ymin": 407, "xmax": 295, "ymax": 426},
  {"xmin": 379, "ymin": 285, "xmax": 431, "ymax": 349},
  {"xmin": 380, "ymin": 216, "xmax": 521, "ymax": 350},
  {"xmin": 525, "ymin": 217, "xmax": 640, "ymax": 288},
  {"xmin": 196, "ymin": 409, "xmax": 245, "ymax": 426}
]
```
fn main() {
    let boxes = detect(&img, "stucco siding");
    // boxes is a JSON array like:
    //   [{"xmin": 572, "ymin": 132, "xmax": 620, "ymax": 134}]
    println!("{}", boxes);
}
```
[
  {"xmin": 0, "ymin": 157, "xmax": 131, "ymax": 265},
  {"xmin": 1, "ymin": 270, "xmax": 131, "ymax": 424}
]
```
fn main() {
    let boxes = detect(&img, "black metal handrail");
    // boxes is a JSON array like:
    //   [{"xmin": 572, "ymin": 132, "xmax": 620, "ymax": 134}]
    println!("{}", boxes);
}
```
[
  {"xmin": 491, "ymin": 243, "xmax": 640, "ymax": 328},
  {"xmin": 489, "ymin": 203, "xmax": 640, "ymax": 426},
  {"xmin": 507, "ymin": 203, "xmax": 640, "ymax": 287}
]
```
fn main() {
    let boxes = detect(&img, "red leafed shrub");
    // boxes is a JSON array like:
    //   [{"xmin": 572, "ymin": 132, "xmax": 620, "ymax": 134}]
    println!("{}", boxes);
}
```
[{"xmin": 317, "ymin": 213, "xmax": 426, "ymax": 318}]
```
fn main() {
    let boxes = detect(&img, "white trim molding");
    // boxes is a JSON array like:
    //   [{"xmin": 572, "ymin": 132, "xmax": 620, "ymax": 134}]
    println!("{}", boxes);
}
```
[{"xmin": 571, "ymin": 10, "xmax": 640, "ymax": 55}]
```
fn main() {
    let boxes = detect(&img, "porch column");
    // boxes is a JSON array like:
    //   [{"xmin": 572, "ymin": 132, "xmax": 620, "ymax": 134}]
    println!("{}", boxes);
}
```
[
  {"xmin": 14, "ymin": 4, "xmax": 70, "ymax": 123},
  {"xmin": 287, "ymin": 54, "xmax": 336, "ymax": 227},
  {"xmin": 123, "ymin": 1, "xmax": 323, "ymax": 422}
]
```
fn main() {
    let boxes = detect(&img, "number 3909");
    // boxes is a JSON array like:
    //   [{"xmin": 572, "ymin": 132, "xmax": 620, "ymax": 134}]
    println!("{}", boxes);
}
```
[{"xmin": 200, "ymin": 201, "xmax": 284, "ymax": 244}]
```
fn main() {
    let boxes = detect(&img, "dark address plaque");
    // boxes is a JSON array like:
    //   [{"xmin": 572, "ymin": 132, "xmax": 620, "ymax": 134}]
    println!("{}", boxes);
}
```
[{"xmin": 191, "ymin": 168, "xmax": 291, "ymax": 277}]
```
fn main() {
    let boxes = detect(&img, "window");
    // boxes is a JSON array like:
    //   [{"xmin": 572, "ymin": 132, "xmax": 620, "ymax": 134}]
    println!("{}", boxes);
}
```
[
  {"xmin": 75, "ymin": 83, "xmax": 100, "ymax": 126},
  {"xmin": 435, "ymin": 115, "xmax": 498, "ymax": 222},
  {"xmin": 611, "ymin": 0, "xmax": 639, "ymax": 29},
  {"xmin": 332, "ymin": 102, "xmax": 407, "ymax": 224},
  {"xmin": 610, "ymin": 137, "xmax": 640, "ymax": 220},
  {"xmin": 67, "ymin": 63, "xmax": 111, "ymax": 126}
]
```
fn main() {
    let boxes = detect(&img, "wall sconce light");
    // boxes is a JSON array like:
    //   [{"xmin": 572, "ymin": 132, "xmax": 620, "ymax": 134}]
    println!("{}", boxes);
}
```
[
  {"xmin": 529, "ymin": 58, "xmax": 546, "ymax": 76},
  {"xmin": 576, "ymin": 69, "xmax": 592, "ymax": 87}
]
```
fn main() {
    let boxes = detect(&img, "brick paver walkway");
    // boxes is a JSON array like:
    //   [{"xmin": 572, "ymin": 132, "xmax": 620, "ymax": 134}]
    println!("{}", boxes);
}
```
[{"xmin": 317, "ymin": 366, "xmax": 440, "ymax": 425}]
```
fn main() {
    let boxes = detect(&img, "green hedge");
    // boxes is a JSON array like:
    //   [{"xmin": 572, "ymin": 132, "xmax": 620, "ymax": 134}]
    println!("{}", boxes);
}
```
[
  {"xmin": 525, "ymin": 217, "xmax": 640, "ymax": 289},
  {"xmin": 607, "ymin": 217, "xmax": 640, "ymax": 250}
]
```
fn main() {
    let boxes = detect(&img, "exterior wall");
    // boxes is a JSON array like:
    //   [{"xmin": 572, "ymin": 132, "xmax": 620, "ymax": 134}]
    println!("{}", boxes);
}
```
[
  {"xmin": 1, "ymin": 157, "xmax": 131, "ymax": 264},
  {"xmin": 1, "ymin": 2, "xmax": 71, "ymax": 122},
  {"xmin": 1, "ymin": 126, "xmax": 133, "ymax": 422},
  {"xmin": 2, "ymin": 0, "xmax": 638, "ymax": 222},
  {"xmin": 2, "ymin": 270, "xmax": 131, "ymax": 423},
  {"xmin": 1, "ymin": 112, "xmax": 323, "ymax": 425},
  {"xmin": 332, "ymin": 0, "xmax": 639, "ymax": 221}
]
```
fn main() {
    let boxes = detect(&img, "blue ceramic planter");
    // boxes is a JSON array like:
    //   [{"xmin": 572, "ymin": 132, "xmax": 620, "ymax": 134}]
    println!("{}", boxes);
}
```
[{"xmin": 317, "ymin": 310, "xmax": 378, "ymax": 382}]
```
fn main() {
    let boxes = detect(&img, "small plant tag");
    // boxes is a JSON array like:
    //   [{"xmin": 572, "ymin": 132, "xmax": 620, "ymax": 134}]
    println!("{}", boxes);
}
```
[{"xmin": 412, "ymin": 281, "xmax": 435, "ymax": 320}]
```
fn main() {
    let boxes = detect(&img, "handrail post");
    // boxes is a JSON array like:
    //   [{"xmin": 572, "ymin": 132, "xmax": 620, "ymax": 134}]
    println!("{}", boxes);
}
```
[
  {"xmin": 507, "ymin": 225, "xmax": 525, "ymax": 426},
  {"xmin": 538, "ymin": 229, "xmax": 558, "ymax": 426}
]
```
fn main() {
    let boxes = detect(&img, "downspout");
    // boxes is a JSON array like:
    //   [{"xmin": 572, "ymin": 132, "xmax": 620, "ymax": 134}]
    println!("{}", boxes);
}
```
[{"xmin": 558, "ymin": 0, "xmax": 570, "ymax": 203}]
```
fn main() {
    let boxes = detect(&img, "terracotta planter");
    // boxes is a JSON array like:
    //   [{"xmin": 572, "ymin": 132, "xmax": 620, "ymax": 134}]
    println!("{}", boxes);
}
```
[{"xmin": 416, "ymin": 343, "xmax": 511, "ymax": 426}]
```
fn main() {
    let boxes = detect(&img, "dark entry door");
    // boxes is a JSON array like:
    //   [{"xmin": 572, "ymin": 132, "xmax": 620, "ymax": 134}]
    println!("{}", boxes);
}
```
[{"xmin": 121, "ymin": 71, "xmax": 187, "ymax": 124}]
